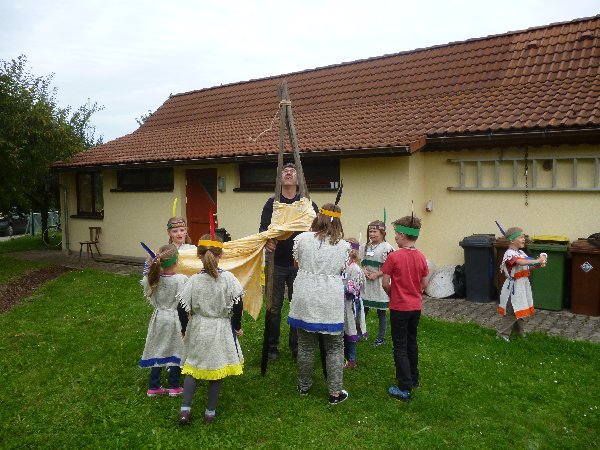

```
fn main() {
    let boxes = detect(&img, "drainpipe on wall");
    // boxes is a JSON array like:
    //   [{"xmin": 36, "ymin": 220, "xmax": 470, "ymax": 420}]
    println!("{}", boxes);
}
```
[{"xmin": 59, "ymin": 184, "xmax": 70, "ymax": 254}]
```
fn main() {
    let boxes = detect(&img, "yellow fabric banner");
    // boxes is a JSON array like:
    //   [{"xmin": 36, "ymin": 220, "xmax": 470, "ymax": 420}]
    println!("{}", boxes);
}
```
[{"xmin": 176, "ymin": 198, "xmax": 316, "ymax": 319}]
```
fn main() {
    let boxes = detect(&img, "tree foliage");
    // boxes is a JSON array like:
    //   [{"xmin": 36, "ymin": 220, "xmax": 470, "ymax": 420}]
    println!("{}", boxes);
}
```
[{"xmin": 0, "ymin": 55, "xmax": 103, "ymax": 228}]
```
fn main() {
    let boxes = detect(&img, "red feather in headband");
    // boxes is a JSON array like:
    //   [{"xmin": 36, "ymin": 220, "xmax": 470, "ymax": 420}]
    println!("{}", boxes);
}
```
[{"xmin": 209, "ymin": 208, "xmax": 216, "ymax": 240}]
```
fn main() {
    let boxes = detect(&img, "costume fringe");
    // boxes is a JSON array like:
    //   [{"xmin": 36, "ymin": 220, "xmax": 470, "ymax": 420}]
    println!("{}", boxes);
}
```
[{"xmin": 182, "ymin": 362, "xmax": 244, "ymax": 380}]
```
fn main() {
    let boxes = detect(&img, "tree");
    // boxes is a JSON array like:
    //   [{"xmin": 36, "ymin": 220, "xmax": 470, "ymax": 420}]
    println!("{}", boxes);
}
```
[
  {"xmin": 135, "ymin": 109, "xmax": 154, "ymax": 126},
  {"xmin": 0, "ymin": 55, "xmax": 103, "ymax": 234}
]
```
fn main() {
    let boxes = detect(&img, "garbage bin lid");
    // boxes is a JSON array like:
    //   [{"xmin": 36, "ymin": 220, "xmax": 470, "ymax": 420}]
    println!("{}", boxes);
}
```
[
  {"xmin": 528, "ymin": 242, "xmax": 569, "ymax": 252},
  {"xmin": 569, "ymin": 239, "xmax": 600, "ymax": 254},
  {"xmin": 531, "ymin": 235, "xmax": 569, "ymax": 244},
  {"xmin": 459, "ymin": 234, "xmax": 495, "ymax": 247}
]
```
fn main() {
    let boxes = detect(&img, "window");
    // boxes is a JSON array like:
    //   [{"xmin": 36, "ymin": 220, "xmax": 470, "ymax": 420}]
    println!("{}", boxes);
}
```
[
  {"xmin": 76, "ymin": 172, "xmax": 104, "ymax": 217},
  {"xmin": 115, "ymin": 168, "xmax": 174, "ymax": 191},
  {"xmin": 238, "ymin": 160, "xmax": 340, "ymax": 191}
]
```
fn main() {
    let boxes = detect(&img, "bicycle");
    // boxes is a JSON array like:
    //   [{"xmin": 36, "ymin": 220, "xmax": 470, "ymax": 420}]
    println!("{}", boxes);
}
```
[{"xmin": 42, "ymin": 215, "xmax": 62, "ymax": 247}]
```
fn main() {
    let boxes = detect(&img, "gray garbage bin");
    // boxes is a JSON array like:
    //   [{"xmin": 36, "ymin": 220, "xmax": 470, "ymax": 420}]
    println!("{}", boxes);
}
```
[{"xmin": 459, "ymin": 234, "xmax": 495, "ymax": 302}]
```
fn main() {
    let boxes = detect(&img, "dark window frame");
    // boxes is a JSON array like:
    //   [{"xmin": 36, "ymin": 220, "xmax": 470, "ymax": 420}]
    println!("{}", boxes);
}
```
[
  {"xmin": 75, "ymin": 171, "xmax": 104, "ymax": 218},
  {"xmin": 112, "ymin": 168, "xmax": 174, "ymax": 192},
  {"xmin": 236, "ymin": 160, "xmax": 340, "ymax": 191}
]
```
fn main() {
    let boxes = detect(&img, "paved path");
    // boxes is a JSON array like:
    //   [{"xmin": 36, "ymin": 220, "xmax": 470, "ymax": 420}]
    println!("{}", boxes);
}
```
[{"xmin": 7, "ymin": 250, "xmax": 600, "ymax": 344}]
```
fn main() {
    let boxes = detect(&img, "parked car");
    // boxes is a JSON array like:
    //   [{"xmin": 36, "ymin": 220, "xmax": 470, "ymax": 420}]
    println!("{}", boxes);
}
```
[{"xmin": 0, "ymin": 211, "xmax": 29, "ymax": 237}]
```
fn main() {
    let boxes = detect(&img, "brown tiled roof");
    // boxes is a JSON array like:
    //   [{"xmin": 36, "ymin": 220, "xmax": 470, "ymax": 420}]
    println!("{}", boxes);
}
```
[{"xmin": 57, "ymin": 16, "xmax": 600, "ymax": 168}]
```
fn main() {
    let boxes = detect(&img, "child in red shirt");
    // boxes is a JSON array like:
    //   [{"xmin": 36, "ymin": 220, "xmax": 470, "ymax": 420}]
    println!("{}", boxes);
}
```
[{"xmin": 381, "ymin": 215, "xmax": 429, "ymax": 402}]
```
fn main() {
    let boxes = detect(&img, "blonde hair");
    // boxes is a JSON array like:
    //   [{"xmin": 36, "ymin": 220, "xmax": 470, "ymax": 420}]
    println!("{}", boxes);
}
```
[
  {"xmin": 167, "ymin": 216, "xmax": 192, "ymax": 245},
  {"xmin": 311, "ymin": 203, "xmax": 344, "ymax": 245},
  {"xmin": 147, "ymin": 244, "xmax": 178, "ymax": 296},
  {"xmin": 346, "ymin": 237, "xmax": 361, "ymax": 264},
  {"xmin": 197, "ymin": 234, "xmax": 223, "ymax": 279}
]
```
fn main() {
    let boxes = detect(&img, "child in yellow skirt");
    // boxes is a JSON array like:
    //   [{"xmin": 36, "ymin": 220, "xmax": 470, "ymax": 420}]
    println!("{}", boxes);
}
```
[{"xmin": 177, "ymin": 234, "xmax": 244, "ymax": 425}]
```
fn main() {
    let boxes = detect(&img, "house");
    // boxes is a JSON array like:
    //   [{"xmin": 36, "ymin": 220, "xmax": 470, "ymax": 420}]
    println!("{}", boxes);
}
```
[{"xmin": 55, "ymin": 15, "xmax": 600, "ymax": 267}]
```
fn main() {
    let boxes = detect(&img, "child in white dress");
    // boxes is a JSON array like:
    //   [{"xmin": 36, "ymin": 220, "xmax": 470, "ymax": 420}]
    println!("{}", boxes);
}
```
[
  {"xmin": 288, "ymin": 203, "xmax": 351, "ymax": 404},
  {"xmin": 497, "ymin": 227, "xmax": 547, "ymax": 341},
  {"xmin": 178, "ymin": 234, "xmax": 244, "ymax": 425},
  {"xmin": 342, "ymin": 238, "xmax": 367, "ymax": 368},
  {"xmin": 360, "ymin": 220, "xmax": 394, "ymax": 346},
  {"xmin": 139, "ymin": 244, "xmax": 188, "ymax": 397}
]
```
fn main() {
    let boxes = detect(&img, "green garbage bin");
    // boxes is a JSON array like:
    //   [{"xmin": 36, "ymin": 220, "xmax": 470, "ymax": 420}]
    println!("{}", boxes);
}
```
[{"xmin": 528, "ymin": 241, "xmax": 569, "ymax": 311}]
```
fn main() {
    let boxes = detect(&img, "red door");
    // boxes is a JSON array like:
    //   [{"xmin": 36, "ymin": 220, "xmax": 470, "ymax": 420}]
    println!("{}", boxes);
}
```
[{"xmin": 186, "ymin": 169, "xmax": 217, "ymax": 244}]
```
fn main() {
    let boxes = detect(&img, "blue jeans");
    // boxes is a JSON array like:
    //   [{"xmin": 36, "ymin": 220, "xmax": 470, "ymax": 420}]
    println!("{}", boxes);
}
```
[
  {"xmin": 268, "ymin": 264, "xmax": 298, "ymax": 354},
  {"xmin": 149, "ymin": 366, "xmax": 182, "ymax": 389},
  {"xmin": 390, "ymin": 310, "xmax": 420, "ymax": 391},
  {"xmin": 344, "ymin": 340, "xmax": 357, "ymax": 362}
]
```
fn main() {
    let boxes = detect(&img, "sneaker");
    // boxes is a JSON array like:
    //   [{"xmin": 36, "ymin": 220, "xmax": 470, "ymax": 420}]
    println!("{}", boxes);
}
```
[
  {"xmin": 371, "ymin": 338, "xmax": 386, "ymax": 347},
  {"xmin": 167, "ymin": 387, "xmax": 184, "ymax": 397},
  {"xmin": 343, "ymin": 360, "xmax": 357, "ymax": 369},
  {"xmin": 203, "ymin": 413, "xmax": 216, "ymax": 424},
  {"xmin": 496, "ymin": 335, "xmax": 510, "ymax": 342},
  {"xmin": 388, "ymin": 386, "xmax": 411, "ymax": 402},
  {"xmin": 297, "ymin": 385, "xmax": 309, "ymax": 396},
  {"xmin": 147, "ymin": 387, "xmax": 168, "ymax": 397},
  {"xmin": 178, "ymin": 410, "xmax": 192, "ymax": 425},
  {"xmin": 329, "ymin": 390, "xmax": 349, "ymax": 405}
]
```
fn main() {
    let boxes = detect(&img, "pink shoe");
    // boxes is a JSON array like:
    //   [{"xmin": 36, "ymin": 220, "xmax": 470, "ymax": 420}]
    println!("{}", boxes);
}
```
[
  {"xmin": 343, "ymin": 361, "xmax": 357, "ymax": 369},
  {"xmin": 147, "ymin": 387, "xmax": 168, "ymax": 397},
  {"xmin": 167, "ymin": 387, "xmax": 184, "ymax": 397}
]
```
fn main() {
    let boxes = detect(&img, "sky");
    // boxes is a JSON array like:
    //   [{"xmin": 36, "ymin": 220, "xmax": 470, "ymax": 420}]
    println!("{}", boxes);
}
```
[{"xmin": 1, "ymin": 0, "xmax": 598, "ymax": 143}]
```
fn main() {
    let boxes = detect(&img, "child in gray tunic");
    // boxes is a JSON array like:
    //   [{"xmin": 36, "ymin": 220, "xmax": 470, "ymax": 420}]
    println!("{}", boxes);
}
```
[
  {"xmin": 139, "ymin": 244, "xmax": 188, "ymax": 397},
  {"xmin": 178, "ymin": 235, "xmax": 244, "ymax": 425},
  {"xmin": 288, "ymin": 203, "xmax": 351, "ymax": 405}
]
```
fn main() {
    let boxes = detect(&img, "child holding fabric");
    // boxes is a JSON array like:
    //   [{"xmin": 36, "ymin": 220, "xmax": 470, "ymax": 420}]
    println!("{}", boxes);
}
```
[
  {"xmin": 139, "ymin": 244, "xmax": 188, "ymax": 397},
  {"xmin": 382, "ymin": 216, "xmax": 429, "ymax": 402},
  {"xmin": 496, "ymin": 227, "xmax": 547, "ymax": 342}
]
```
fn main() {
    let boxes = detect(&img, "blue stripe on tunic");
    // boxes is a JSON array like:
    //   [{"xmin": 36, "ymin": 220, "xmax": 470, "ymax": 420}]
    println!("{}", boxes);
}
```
[
  {"xmin": 287, "ymin": 317, "xmax": 344, "ymax": 333},
  {"xmin": 139, "ymin": 356, "xmax": 181, "ymax": 367}
]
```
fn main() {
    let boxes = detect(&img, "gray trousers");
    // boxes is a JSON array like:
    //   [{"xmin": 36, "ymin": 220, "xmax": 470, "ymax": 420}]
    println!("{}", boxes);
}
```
[
  {"xmin": 297, "ymin": 329, "xmax": 344, "ymax": 394},
  {"xmin": 497, "ymin": 301, "xmax": 528, "ymax": 338}
]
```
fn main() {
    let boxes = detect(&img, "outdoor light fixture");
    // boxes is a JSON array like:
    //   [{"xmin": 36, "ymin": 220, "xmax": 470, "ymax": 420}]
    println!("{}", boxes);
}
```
[
  {"xmin": 426, "ymin": 200, "xmax": 433, "ymax": 212},
  {"xmin": 217, "ymin": 176, "xmax": 226, "ymax": 192}
]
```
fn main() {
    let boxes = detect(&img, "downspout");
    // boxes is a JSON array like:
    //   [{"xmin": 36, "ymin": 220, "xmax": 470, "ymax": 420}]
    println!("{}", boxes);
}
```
[{"xmin": 59, "ymin": 184, "xmax": 70, "ymax": 254}]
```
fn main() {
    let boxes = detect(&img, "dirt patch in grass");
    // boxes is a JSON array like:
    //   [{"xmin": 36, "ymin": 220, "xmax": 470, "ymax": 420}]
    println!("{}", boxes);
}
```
[{"xmin": 0, "ymin": 266, "xmax": 72, "ymax": 313}]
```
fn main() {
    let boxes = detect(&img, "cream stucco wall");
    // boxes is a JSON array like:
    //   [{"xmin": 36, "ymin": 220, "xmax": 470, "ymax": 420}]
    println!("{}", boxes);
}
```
[
  {"xmin": 60, "ymin": 145, "xmax": 599, "ymax": 266},
  {"xmin": 420, "ymin": 145, "xmax": 600, "ymax": 265}
]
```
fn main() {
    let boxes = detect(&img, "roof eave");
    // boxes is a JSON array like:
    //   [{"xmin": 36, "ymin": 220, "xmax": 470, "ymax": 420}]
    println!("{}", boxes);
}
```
[
  {"xmin": 53, "ymin": 145, "xmax": 412, "ymax": 171},
  {"xmin": 423, "ymin": 127, "xmax": 600, "ymax": 151}
]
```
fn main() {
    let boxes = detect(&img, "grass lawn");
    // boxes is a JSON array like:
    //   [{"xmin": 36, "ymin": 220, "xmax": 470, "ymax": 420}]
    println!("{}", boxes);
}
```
[
  {"xmin": 0, "ymin": 234, "xmax": 54, "ymax": 255},
  {"xmin": 0, "ymin": 257, "xmax": 599, "ymax": 448}
]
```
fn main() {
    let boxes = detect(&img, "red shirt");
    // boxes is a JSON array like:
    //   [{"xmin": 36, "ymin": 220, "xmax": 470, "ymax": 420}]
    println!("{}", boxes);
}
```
[{"xmin": 381, "ymin": 248, "xmax": 429, "ymax": 311}]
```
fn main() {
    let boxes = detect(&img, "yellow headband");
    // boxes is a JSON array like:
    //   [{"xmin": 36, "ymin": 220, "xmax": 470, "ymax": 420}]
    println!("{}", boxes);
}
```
[
  {"xmin": 197, "ymin": 239, "xmax": 224, "ymax": 248},
  {"xmin": 320, "ymin": 208, "xmax": 341, "ymax": 219}
]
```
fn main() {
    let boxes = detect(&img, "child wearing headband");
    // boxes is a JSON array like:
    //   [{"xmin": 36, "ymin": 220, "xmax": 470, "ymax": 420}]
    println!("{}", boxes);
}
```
[
  {"xmin": 497, "ymin": 227, "xmax": 547, "ymax": 342},
  {"xmin": 177, "ymin": 235, "xmax": 244, "ymax": 425},
  {"xmin": 361, "ymin": 220, "xmax": 395, "ymax": 346},
  {"xmin": 139, "ymin": 244, "xmax": 188, "ymax": 398},
  {"xmin": 381, "ymin": 215, "xmax": 429, "ymax": 402},
  {"xmin": 342, "ymin": 237, "xmax": 367, "ymax": 368},
  {"xmin": 288, "ymin": 203, "xmax": 351, "ymax": 404},
  {"xmin": 166, "ymin": 216, "xmax": 196, "ymax": 250}
]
